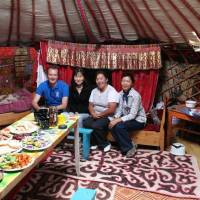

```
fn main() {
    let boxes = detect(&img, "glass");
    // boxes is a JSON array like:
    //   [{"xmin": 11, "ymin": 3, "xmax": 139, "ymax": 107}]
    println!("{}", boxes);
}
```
[{"xmin": 57, "ymin": 114, "xmax": 67, "ymax": 126}]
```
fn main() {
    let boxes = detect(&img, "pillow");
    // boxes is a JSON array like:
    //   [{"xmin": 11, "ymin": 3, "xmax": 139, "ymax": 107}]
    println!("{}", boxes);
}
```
[{"xmin": 150, "ymin": 109, "xmax": 163, "ymax": 125}]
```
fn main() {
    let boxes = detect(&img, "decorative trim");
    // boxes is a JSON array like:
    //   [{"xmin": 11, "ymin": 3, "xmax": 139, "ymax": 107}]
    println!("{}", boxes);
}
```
[{"xmin": 46, "ymin": 40, "xmax": 162, "ymax": 70}]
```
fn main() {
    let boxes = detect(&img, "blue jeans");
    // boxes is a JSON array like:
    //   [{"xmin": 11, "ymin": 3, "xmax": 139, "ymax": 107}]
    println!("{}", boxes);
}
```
[{"xmin": 111, "ymin": 119, "xmax": 145, "ymax": 153}]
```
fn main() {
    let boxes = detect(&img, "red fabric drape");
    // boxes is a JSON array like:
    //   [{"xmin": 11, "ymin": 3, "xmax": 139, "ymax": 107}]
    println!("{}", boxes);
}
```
[
  {"xmin": 112, "ymin": 70, "xmax": 159, "ymax": 113},
  {"xmin": 58, "ymin": 66, "xmax": 73, "ymax": 85},
  {"xmin": 36, "ymin": 41, "xmax": 73, "ymax": 86}
]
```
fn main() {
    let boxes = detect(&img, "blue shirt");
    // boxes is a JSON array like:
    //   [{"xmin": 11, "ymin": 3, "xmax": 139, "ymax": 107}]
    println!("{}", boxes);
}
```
[{"xmin": 36, "ymin": 80, "xmax": 69, "ymax": 106}]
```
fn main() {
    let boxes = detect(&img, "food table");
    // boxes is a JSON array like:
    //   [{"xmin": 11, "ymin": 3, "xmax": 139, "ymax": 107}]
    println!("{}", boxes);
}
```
[
  {"xmin": 167, "ymin": 104, "xmax": 200, "ymax": 146},
  {"xmin": 0, "ymin": 113, "xmax": 80, "ymax": 199}
]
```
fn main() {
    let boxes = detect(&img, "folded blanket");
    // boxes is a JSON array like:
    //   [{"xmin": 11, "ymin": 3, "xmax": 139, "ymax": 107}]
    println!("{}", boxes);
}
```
[{"xmin": 0, "ymin": 88, "xmax": 32, "ymax": 114}]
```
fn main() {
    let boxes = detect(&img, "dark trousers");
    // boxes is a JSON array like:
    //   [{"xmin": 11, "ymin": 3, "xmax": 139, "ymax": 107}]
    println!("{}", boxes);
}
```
[
  {"xmin": 111, "ymin": 119, "xmax": 145, "ymax": 153},
  {"xmin": 83, "ymin": 117, "xmax": 110, "ymax": 148}
]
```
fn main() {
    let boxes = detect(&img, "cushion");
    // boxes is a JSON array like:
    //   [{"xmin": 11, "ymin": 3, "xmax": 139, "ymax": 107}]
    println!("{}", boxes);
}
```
[{"xmin": 143, "ymin": 123, "xmax": 160, "ymax": 132}]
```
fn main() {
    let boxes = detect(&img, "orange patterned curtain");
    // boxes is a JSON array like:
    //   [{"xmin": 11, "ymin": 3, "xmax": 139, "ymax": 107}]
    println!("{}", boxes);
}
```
[{"xmin": 46, "ymin": 40, "xmax": 161, "ymax": 70}]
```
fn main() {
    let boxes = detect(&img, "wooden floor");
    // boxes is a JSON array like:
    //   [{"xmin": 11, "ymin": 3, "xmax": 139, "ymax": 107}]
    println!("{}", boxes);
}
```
[{"xmin": 176, "ymin": 135, "xmax": 200, "ymax": 168}]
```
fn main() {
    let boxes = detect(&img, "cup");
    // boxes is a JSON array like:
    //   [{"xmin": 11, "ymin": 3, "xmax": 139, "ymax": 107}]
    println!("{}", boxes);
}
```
[
  {"xmin": 57, "ymin": 114, "xmax": 67, "ymax": 126},
  {"xmin": 39, "ymin": 118, "xmax": 50, "ymax": 129}
]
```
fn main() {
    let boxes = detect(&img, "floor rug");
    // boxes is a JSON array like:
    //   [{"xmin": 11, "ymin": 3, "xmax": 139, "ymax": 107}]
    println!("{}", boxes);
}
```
[
  {"xmin": 15, "ymin": 140, "xmax": 200, "ymax": 199},
  {"xmin": 14, "ymin": 170, "xmax": 116, "ymax": 200}
]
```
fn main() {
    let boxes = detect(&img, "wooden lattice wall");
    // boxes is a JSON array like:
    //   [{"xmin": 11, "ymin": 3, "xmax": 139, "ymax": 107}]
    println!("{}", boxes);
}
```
[{"xmin": 159, "ymin": 61, "xmax": 200, "ymax": 102}]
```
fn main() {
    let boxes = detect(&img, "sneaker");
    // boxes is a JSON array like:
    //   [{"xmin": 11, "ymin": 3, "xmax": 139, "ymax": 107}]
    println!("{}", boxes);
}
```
[
  {"xmin": 126, "ymin": 145, "xmax": 137, "ymax": 158},
  {"xmin": 104, "ymin": 144, "xmax": 111, "ymax": 152},
  {"xmin": 90, "ymin": 145, "xmax": 98, "ymax": 150}
]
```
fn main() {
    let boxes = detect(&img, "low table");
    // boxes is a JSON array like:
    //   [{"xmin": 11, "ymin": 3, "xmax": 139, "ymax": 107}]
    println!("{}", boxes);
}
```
[
  {"xmin": 0, "ymin": 113, "xmax": 80, "ymax": 199},
  {"xmin": 167, "ymin": 104, "xmax": 200, "ymax": 146}
]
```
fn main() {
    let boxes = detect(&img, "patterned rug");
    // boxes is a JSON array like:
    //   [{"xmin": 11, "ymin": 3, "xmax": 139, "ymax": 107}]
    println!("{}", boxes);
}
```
[
  {"xmin": 14, "ymin": 140, "xmax": 200, "ymax": 199},
  {"xmin": 14, "ymin": 171, "xmax": 116, "ymax": 200}
]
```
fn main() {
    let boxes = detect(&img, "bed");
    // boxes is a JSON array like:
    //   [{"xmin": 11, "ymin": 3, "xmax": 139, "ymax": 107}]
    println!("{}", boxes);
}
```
[{"xmin": 0, "ymin": 89, "xmax": 32, "ymax": 126}]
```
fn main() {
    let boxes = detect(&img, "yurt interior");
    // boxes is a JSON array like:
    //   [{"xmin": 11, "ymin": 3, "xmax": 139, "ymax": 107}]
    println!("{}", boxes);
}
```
[{"xmin": 0, "ymin": 1, "xmax": 200, "ymax": 199}]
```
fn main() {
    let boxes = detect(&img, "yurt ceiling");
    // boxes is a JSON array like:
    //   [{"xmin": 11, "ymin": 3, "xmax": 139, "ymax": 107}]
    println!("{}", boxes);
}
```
[{"xmin": 0, "ymin": 0, "xmax": 200, "ymax": 46}]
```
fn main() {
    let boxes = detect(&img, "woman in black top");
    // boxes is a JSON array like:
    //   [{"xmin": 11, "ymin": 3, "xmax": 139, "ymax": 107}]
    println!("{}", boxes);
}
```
[{"xmin": 68, "ymin": 68, "xmax": 92, "ymax": 127}]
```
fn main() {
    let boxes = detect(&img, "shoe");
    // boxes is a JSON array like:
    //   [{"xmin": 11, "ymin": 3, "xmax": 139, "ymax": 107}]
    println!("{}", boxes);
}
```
[
  {"xmin": 104, "ymin": 144, "xmax": 111, "ymax": 152},
  {"xmin": 90, "ymin": 145, "xmax": 98, "ymax": 150},
  {"xmin": 126, "ymin": 145, "xmax": 137, "ymax": 158}
]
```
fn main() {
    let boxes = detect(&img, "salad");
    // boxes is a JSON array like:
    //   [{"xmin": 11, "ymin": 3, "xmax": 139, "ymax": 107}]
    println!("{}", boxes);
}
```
[
  {"xmin": 0, "ymin": 153, "xmax": 33, "ymax": 171},
  {"xmin": 22, "ymin": 136, "xmax": 52, "ymax": 151}
]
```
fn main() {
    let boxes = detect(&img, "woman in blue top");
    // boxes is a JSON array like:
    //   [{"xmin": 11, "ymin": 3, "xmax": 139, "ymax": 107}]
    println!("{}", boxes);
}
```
[{"xmin": 109, "ymin": 73, "xmax": 146, "ymax": 157}]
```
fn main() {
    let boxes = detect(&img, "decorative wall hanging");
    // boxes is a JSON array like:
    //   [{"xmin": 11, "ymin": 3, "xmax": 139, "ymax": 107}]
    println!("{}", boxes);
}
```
[{"xmin": 46, "ymin": 40, "xmax": 161, "ymax": 70}]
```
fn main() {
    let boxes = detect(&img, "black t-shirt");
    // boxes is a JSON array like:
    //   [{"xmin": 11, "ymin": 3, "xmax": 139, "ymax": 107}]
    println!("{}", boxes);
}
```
[{"xmin": 68, "ymin": 84, "xmax": 93, "ymax": 113}]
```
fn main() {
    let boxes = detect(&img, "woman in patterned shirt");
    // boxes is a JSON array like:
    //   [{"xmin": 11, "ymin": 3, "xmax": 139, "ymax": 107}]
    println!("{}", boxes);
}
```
[{"xmin": 109, "ymin": 73, "xmax": 146, "ymax": 157}]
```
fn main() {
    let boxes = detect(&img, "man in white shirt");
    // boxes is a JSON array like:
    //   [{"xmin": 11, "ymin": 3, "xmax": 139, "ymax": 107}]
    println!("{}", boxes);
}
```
[{"xmin": 83, "ymin": 71, "xmax": 119, "ymax": 152}]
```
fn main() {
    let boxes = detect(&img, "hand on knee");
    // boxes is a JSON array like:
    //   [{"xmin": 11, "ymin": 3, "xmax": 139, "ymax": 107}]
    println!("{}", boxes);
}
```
[{"xmin": 114, "ymin": 123, "xmax": 125, "ymax": 130}]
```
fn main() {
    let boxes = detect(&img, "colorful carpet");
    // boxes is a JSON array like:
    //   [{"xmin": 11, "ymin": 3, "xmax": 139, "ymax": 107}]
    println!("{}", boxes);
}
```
[
  {"xmin": 15, "ymin": 140, "xmax": 200, "ymax": 199},
  {"xmin": 14, "ymin": 171, "xmax": 116, "ymax": 200}
]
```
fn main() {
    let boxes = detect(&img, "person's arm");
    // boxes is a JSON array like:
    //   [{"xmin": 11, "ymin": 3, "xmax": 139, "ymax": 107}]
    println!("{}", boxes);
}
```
[
  {"xmin": 32, "ymin": 94, "xmax": 42, "ymax": 111},
  {"xmin": 114, "ymin": 96, "xmax": 122, "ymax": 118},
  {"xmin": 56, "ymin": 96, "xmax": 68, "ymax": 111},
  {"xmin": 109, "ymin": 97, "xmax": 123, "ymax": 129},
  {"xmin": 89, "ymin": 102, "xmax": 97, "ymax": 117},
  {"xmin": 88, "ymin": 90, "xmax": 99, "ymax": 118},
  {"xmin": 97, "ymin": 102, "xmax": 117, "ymax": 118},
  {"xmin": 109, "ymin": 117, "xmax": 122, "ymax": 129}
]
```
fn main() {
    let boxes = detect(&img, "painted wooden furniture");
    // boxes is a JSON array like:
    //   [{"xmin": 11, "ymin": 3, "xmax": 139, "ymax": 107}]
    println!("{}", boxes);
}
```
[
  {"xmin": 0, "ymin": 113, "xmax": 80, "ymax": 199},
  {"xmin": 167, "ymin": 104, "xmax": 200, "ymax": 146},
  {"xmin": 71, "ymin": 188, "xmax": 96, "ymax": 200},
  {"xmin": 70, "ymin": 128, "xmax": 93, "ymax": 160},
  {"xmin": 0, "ymin": 111, "xmax": 31, "ymax": 126}
]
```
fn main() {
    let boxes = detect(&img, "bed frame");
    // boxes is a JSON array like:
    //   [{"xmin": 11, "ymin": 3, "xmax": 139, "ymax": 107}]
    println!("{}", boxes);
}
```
[{"xmin": 0, "ymin": 110, "xmax": 31, "ymax": 126}]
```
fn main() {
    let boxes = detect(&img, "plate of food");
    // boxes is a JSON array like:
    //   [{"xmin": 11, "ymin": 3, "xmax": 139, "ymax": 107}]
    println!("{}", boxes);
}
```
[
  {"xmin": 9, "ymin": 121, "xmax": 39, "ymax": 135},
  {"xmin": 0, "ymin": 128, "xmax": 13, "ymax": 140},
  {"xmin": 0, "ymin": 153, "xmax": 34, "ymax": 172},
  {"xmin": 22, "ymin": 136, "xmax": 52, "ymax": 151},
  {"xmin": 0, "ymin": 170, "xmax": 3, "ymax": 182},
  {"xmin": 0, "ymin": 140, "xmax": 22, "ymax": 155}
]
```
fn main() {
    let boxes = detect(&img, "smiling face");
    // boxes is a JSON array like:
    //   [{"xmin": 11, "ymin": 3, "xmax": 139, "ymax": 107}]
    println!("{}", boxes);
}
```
[
  {"xmin": 74, "ymin": 72, "xmax": 84, "ymax": 86},
  {"xmin": 47, "ymin": 68, "xmax": 59, "ymax": 86},
  {"xmin": 121, "ymin": 76, "xmax": 133, "ymax": 92},
  {"xmin": 96, "ymin": 73, "xmax": 108, "ymax": 90}
]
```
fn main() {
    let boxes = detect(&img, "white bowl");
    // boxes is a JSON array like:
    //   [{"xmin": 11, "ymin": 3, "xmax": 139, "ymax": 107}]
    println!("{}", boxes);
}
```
[
  {"xmin": 170, "ymin": 143, "xmax": 185, "ymax": 156},
  {"xmin": 185, "ymin": 100, "xmax": 197, "ymax": 108}
]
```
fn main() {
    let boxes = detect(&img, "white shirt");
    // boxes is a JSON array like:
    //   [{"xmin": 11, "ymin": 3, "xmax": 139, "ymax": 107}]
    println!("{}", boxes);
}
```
[{"xmin": 89, "ymin": 84, "xmax": 119, "ymax": 115}]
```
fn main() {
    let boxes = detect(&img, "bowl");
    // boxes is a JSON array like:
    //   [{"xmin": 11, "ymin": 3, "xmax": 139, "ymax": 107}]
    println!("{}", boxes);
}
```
[
  {"xmin": 170, "ymin": 143, "xmax": 185, "ymax": 156},
  {"xmin": 185, "ymin": 100, "xmax": 197, "ymax": 108}
]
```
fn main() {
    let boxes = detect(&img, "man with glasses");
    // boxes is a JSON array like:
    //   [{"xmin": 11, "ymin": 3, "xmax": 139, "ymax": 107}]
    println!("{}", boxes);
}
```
[{"xmin": 32, "ymin": 65, "xmax": 69, "ymax": 112}]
